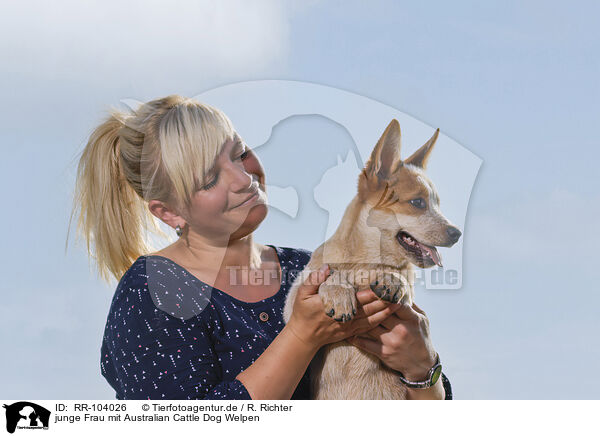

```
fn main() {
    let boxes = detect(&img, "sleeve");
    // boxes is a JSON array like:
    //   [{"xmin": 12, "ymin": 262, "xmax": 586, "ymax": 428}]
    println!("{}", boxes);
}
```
[
  {"xmin": 441, "ymin": 372, "xmax": 452, "ymax": 400},
  {"xmin": 102, "ymin": 282, "xmax": 252, "ymax": 400}
]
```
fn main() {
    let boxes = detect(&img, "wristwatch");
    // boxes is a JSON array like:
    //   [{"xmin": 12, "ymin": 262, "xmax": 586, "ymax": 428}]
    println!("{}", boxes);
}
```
[{"xmin": 396, "ymin": 353, "xmax": 442, "ymax": 389}]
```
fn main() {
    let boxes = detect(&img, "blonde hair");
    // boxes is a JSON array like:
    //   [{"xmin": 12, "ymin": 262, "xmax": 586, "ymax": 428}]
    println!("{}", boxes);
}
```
[{"xmin": 68, "ymin": 95, "xmax": 235, "ymax": 283}]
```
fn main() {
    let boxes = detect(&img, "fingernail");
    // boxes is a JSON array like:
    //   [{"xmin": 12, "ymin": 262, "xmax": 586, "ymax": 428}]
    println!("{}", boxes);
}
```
[{"xmin": 319, "ymin": 264, "xmax": 329, "ymax": 273}]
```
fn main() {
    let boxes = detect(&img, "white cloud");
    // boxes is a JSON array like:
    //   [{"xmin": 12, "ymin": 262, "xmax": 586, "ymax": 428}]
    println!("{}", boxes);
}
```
[{"xmin": 1, "ymin": 0, "xmax": 292, "ymax": 84}]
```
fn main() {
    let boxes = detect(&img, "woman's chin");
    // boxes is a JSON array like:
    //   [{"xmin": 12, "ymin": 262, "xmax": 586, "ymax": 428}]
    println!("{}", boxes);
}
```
[{"xmin": 231, "ymin": 203, "xmax": 268, "ymax": 239}]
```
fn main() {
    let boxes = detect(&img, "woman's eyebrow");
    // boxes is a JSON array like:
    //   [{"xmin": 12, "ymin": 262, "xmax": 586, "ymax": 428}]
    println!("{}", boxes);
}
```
[{"xmin": 232, "ymin": 139, "xmax": 244, "ymax": 153}]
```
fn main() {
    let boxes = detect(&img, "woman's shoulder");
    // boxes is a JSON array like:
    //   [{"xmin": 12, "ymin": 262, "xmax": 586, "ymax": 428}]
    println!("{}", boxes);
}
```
[
  {"xmin": 273, "ymin": 245, "xmax": 312, "ymax": 268},
  {"xmin": 113, "ymin": 255, "xmax": 149, "ymax": 291},
  {"xmin": 110, "ymin": 255, "xmax": 213, "ymax": 322}
]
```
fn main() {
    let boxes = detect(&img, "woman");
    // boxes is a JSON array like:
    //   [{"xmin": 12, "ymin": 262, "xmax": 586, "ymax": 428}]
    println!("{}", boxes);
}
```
[{"xmin": 71, "ymin": 95, "xmax": 452, "ymax": 400}]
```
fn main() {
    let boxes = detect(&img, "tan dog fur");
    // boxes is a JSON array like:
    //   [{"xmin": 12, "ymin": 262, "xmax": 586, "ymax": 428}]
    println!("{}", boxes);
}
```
[{"xmin": 283, "ymin": 119, "xmax": 461, "ymax": 400}]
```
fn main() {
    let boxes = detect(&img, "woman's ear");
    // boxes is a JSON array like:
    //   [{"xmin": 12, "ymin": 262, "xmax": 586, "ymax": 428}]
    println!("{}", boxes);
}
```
[{"xmin": 148, "ymin": 199, "xmax": 186, "ymax": 229}]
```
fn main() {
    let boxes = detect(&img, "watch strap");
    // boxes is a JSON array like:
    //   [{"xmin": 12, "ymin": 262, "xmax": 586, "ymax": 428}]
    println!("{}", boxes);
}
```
[{"xmin": 396, "ymin": 353, "xmax": 442, "ymax": 389}]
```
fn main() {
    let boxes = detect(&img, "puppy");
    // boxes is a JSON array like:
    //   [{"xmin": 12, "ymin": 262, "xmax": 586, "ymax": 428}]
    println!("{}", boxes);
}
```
[{"xmin": 283, "ymin": 119, "xmax": 461, "ymax": 399}]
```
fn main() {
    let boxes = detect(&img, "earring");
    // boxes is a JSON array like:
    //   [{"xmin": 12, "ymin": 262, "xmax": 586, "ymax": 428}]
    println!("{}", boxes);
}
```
[{"xmin": 175, "ymin": 225, "xmax": 183, "ymax": 237}]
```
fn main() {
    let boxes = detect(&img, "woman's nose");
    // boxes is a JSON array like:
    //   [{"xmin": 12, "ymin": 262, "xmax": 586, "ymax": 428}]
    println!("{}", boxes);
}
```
[{"xmin": 225, "ymin": 161, "xmax": 253, "ymax": 191}]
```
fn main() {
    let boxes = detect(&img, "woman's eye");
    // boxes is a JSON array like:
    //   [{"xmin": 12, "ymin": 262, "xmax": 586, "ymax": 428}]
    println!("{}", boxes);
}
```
[
  {"xmin": 409, "ymin": 198, "xmax": 426, "ymax": 209},
  {"xmin": 201, "ymin": 176, "xmax": 218, "ymax": 190},
  {"xmin": 238, "ymin": 150, "xmax": 249, "ymax": 160}
]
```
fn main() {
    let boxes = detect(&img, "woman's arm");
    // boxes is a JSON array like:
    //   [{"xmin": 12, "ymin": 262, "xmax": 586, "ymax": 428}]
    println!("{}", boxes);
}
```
[
  {"xmin": 103, "ymin": 264, "xmax": 413, "ymax": 400},
  {"xmin": 235, "ymin": 324, "xmax": 319, "ymax": 400},
  {"xmin": 237, "ymin": 265, "xmax": 406, "ymax": 400},
  {"xmin": 102, "ymin": 284, "xmax": 255, "ymax": 400},
  {"xmin": 346, "ymin": 291, "xmax": 451, "ymax": 400}
]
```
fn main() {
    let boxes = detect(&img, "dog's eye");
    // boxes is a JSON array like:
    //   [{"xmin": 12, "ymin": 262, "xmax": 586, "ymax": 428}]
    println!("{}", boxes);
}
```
[{"xmin": 409, "ymin": 198, "xmax": 426, "ymax": 209}]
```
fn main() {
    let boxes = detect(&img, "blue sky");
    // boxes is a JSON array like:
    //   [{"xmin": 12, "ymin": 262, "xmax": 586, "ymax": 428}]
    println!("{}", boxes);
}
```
[{"xmin": 1, "ymin": 0, "xmax": 598, "ymax": 399}]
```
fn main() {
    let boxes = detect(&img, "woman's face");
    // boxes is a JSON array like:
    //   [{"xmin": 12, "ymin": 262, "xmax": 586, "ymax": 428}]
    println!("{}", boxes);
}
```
[{"xmin": 182, "ymin": 134, "xmax": 268, "ymax": 242}]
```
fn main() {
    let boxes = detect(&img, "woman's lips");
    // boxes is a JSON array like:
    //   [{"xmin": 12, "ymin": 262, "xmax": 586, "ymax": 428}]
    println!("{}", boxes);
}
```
[{"xmin": 232, "ymin": 191, "xmax": 258, "ymax": 209}]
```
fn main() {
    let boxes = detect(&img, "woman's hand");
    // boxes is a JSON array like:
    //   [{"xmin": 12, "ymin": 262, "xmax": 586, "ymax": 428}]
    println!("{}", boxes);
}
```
[
  {"xmin": 287, "ymin": 265, "xmax": 402, "ymax": 350},
  {"xmin": 346, "ymin": 289, "xmax": 438, "ymax": 382}
]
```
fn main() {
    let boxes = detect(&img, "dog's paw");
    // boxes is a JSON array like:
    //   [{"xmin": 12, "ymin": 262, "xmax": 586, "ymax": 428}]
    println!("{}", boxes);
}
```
[
  {"xmin": 318, "ymin": 273, "xmax": 357, "ymax": 323},
  {"xmin": 370, "ymin": 271, "xmax": 409, "ymax": 304}
]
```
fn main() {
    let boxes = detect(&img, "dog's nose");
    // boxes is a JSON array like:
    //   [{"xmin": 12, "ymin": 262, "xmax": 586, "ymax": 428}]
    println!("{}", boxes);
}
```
[{"xmin": 446, "ymin": 226, "xmax": 462, "ymax": 244}]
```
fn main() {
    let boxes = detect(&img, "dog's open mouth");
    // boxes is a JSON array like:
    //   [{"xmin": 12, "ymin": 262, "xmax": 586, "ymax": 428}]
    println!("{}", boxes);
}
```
[{"xmin": 396, "ymin": 231, "xmax": 443, "ymax": 267}]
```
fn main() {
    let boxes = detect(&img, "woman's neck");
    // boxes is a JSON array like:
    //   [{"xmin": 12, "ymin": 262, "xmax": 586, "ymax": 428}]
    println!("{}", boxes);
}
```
[{"xmin": 165, "ymin": 231, "xmax": 262, "ymax": 275}]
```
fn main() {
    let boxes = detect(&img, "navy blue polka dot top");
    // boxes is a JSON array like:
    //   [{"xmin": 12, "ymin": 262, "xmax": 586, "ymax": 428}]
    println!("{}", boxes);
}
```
[{"xmin": 100, "ymin": 245, "xmax": 452, "ymax": 400}]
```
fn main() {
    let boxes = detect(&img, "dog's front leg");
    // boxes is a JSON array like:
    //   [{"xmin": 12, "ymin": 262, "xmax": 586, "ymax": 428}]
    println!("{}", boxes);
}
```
[{"xmin": 319, "ymin": 269, "xmax": 357, "ymax": 323}]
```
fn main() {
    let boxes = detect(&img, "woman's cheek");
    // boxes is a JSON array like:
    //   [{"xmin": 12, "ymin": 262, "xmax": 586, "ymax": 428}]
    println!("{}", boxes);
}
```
[{"xmin": 192, "ymin": 191, "xmax": 228, "ymax": 218}]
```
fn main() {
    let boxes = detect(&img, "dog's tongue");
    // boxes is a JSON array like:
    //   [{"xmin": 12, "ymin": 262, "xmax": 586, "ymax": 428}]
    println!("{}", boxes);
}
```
[{"xmin": 421, "ymin": 244, "xmax": 443, "ymax": 267}]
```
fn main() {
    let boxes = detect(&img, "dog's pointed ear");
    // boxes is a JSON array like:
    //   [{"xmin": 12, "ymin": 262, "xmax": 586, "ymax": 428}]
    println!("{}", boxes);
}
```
[
  {"xmin": 364, "ymin": 119, "xmax": 403, "ymax": 185},
  {"xmin": 405, "ymin": 128, "xmax": 439, "ymax": 169}
]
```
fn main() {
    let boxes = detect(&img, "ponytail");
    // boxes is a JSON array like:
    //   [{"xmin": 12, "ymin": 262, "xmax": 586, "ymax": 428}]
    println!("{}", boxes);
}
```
[{"xmin": 68, "ymin": 109, "xmax": 164, "ymax": 283}]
